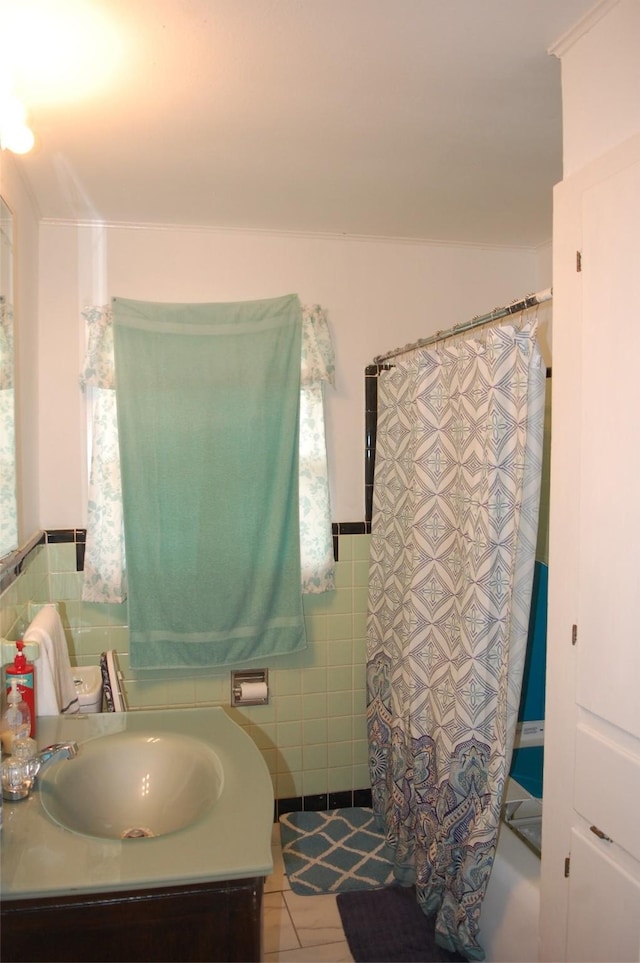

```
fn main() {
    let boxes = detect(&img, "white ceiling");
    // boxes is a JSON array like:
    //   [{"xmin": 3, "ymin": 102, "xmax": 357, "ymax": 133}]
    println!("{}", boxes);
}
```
[{"xmin": 12, "ymin": 0, "xmax": 596, "ymax": 247}]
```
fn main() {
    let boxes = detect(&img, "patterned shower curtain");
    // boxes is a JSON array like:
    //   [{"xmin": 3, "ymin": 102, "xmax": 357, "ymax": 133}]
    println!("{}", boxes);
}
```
[{"xmin": 367, "ymin": 321, "xmax": 545, "ymax": 960}]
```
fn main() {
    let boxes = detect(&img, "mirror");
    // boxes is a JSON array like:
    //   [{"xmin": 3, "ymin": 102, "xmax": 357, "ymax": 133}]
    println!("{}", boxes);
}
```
[{"xmin": 0, "ymin": 196, "xmax": 18, "ymax": 558}]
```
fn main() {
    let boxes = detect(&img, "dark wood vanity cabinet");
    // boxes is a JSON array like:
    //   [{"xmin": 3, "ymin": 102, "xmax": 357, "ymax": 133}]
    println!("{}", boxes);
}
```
[{"xmin": 1, "ymin": 875, "xmax": 264, "ymax": 962}]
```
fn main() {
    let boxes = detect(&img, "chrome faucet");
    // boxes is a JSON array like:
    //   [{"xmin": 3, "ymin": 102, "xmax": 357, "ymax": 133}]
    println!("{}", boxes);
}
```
[
  {"xmin": 33, "ymin": 742, "xmax": 79, "ymax": 772},
  {"xmin": 1, "ymin": 741, "xmax": 78, "ymax": 801}
]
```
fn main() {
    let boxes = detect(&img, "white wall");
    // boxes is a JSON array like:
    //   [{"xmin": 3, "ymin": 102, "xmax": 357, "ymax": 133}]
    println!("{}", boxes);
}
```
[
  {"xmin": 554, "ymin": 0, "xmax": 640, "ymax": 176},
  {"xmin": 37, "ymin": 221, "xmax": 539, "ymax": 526},
  {"xmin": 0, "ymin": 151, "xmax": 40, "ymax": 545},
  {"xmin": 536, "ymin": 240, "xmax": 552, "ymax": 292}
]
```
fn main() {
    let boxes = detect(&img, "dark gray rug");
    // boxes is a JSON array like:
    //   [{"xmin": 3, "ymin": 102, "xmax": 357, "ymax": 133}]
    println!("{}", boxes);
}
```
[{"xmin": 336, "ymin": 885, "xmax": 467, "ymax": 962}]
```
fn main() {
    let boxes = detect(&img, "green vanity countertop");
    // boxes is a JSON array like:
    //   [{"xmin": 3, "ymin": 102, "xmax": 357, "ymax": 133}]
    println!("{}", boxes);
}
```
[{"xmin": 1, "ymin": 706, "xmax": 274, "ymax": 901}]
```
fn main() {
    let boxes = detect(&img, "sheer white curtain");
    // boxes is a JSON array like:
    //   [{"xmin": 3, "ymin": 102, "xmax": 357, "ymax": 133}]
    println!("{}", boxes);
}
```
[{"xmin": 80, "ymin": 302, "xmax": 335, "ymax": 603}]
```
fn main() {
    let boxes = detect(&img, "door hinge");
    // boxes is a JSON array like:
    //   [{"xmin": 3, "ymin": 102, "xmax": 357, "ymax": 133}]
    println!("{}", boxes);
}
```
[
  {"xmin": 590, "ymin": 825, "xmax": 613, "ymax": 843},
  {"xmin": 576, "ymin": 251, "xmax": 582, "ymax": 272},
  {"xmin": 572, "ymin": 624, "xmax": 578, "ymax": 645},
  {"xmin": 564, "ymin": 856, "xmax": 570, "ymax": 877}
]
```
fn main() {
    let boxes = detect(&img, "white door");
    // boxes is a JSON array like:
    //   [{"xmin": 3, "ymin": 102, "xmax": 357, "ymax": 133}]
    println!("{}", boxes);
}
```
[
  {"xmin": 566, "ymin": 830, "xmax": 640, "ymax": 963},
  {"xmin": 564, "ymin": 153, "xmax": 640, "ymax": 963},
  {"xmin": 577, "ymin": 158, "xmax": 640, "ymax": 741}
]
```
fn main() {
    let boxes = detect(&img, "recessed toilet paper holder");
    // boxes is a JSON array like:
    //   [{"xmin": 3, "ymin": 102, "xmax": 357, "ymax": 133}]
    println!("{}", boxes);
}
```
[{"xmin": 231, "ymin": 668, "xmax": 269, "ymax": 706}]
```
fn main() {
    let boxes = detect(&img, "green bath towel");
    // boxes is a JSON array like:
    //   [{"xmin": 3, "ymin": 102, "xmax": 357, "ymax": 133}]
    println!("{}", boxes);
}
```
[{"xmin": 112, "ymin": 293, "xmax": 306, "ymax": 668}]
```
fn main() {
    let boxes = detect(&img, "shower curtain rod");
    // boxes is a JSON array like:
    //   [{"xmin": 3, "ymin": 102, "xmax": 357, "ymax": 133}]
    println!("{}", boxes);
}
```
[{"xmin": 373, "ymin": 287, "xmax": 552, "ymax": 364}]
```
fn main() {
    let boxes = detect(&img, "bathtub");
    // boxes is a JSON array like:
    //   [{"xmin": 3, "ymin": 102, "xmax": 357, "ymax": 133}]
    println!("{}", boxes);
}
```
[{"xmin": 477, "ymin": 777, "xmax": 542, "ymax": 962}]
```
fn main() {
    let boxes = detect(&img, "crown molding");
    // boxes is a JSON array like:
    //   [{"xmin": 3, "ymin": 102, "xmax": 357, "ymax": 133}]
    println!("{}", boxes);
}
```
[{"xmin": 549, "ymin": 0, "xmax": 621, "ymax": 58}]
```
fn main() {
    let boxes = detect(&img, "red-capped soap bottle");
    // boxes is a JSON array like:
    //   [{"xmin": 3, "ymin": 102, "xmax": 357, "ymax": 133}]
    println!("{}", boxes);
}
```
[{"xmin": 6, "ymin": 641, "xmax": 36, "ymax": 737}]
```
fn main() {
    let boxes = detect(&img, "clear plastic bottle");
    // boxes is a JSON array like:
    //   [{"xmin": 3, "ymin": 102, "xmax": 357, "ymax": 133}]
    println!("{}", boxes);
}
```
[{"xmin": 2, "ymin": 678, "xmax": 31, "ymax": 751}]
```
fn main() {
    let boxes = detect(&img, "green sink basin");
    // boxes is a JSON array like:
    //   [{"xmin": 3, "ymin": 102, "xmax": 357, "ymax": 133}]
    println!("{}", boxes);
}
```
[{"xmin": 39, "ymin": 730, "xmax": 223, "ymax": 840}]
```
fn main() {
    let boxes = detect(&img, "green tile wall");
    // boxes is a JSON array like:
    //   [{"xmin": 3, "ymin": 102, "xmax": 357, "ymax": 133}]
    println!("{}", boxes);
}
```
[{"xmin": 0, "ymin": 532, "xmax": 372, "ymax": 802}]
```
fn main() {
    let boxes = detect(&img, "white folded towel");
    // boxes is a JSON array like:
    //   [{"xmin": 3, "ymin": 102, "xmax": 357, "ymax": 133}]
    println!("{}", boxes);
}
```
[{"xmin": 24, "ymin": 605, "xmax": 79, "ymax": 716}]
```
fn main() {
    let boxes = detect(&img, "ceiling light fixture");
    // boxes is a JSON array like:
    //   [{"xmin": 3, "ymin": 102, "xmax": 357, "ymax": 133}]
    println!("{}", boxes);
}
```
[{"xmin": 0, "ymin": 0, "xmax": 125, "ymax": 108}]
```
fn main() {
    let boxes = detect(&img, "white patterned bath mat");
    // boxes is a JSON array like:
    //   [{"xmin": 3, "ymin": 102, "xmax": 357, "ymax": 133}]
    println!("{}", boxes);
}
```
[{"xmin": 279, "ymin": 807, "xmax": 395, "ymax": 895}]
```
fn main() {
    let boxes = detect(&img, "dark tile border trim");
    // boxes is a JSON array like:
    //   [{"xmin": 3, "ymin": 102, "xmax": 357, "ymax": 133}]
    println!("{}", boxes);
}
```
[
  {"xmin": 337, "ymin": 522, "xmax": 368, "ymax": 535},
  {"xmin": 0, "ymin": 529, "xmax": 89, "ymax": 595},
  {"xmin": 331, "ymin": 522, "xmax": 370, "ymax": 562},
  {"xmin": 5, "ymin": 521, "xmax": 374, "ymax": 594},
  {"xmin": 44, "ymin": 529, "xmax": 87, "ymax": 572},
  {"xmin": 45, "ymin": 529, "xmax": 77, "ymax": 544},
  {"xmin": 365, "ymin": 363, "xmax": 392, "ymax": 524},
  {"xmin": 274, "ymin": 787, "xmax": 372, "ymax": 822}
]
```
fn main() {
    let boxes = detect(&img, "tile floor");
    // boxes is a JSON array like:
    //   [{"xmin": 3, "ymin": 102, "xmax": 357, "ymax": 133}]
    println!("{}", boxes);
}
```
[{"xmin": 263, "ymin": 822, "xmax": 354, "ymax": 962}]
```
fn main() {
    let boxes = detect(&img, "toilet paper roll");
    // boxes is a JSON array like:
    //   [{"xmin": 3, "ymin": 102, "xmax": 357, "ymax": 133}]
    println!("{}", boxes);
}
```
[{"xmin": 238, "ymin": 681, "xmax": 268, "ymax": 702}]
